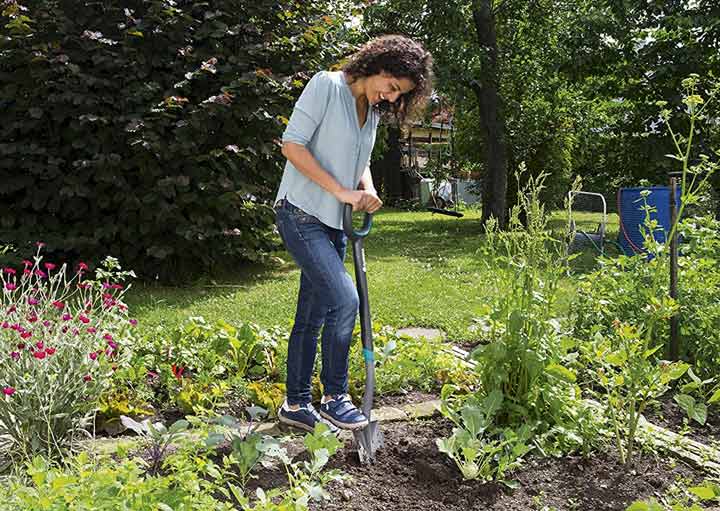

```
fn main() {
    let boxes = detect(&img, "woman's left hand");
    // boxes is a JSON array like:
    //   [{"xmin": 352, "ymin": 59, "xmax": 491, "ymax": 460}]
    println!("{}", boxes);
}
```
[{"xmin": 359, "ymin": 189, "xmax": 383, "ymax": 213}]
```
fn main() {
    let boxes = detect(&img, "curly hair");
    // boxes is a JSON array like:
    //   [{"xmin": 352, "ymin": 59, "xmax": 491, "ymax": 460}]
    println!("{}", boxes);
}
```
[{"xmin": 342, "ymin": 35, "xmax": 433, "ymax": 123}]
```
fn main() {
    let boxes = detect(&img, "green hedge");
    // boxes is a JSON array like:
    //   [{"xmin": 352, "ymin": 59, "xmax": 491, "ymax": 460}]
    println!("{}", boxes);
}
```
[{"xmin": 0, "ymin": 1, "xmax": 353, "ymax": 279}]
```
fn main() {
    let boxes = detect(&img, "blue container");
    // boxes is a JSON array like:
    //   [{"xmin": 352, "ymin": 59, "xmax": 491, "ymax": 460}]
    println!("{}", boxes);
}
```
[{"xmin": 618, "ymin": 186, "xmax": 682, "ymax": 256}]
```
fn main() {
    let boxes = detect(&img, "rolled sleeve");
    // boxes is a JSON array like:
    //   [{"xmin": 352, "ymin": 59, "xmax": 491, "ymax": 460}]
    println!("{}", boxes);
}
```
[{"xmin": 282, "ymin": 71, "xmax": 331, "ymax": 146}]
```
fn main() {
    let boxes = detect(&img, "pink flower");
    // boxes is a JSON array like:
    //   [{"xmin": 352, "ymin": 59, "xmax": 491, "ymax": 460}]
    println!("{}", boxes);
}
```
[
  {"xmin": 11, "ymin": 323, "xmax": 20, "ymax": 331},
  {"xmin": 10, "ymin": 351, "xmax": 20, "ymax": 361},
  {"xmin": 102, "ymin": 293, "xmax": 113, "ymax": 300},
  {"xmin": 87, "ymin": 327, "xmax": 97, "ymax": 334},
  {"xmin": 3, "ymin": 268, "xmax": 16, "ymax": 275},
  {"xmin": 102, "ymin": 282, "xmax": 111, "ymax": 289},
  {"xmin": 62, "ymin": 313, "xmax": 72, "ymax": 321},
  {"xmin": 23, "ymin": 269, "xmax": 31, "ymax": 276},
  {"xmin": 103, "ymin": 333, "xmax": 113, "ymax": 341},
  {"xmin": 6, "ymin": 305, "xmax": 16, "ymax": 313},
  {"xmin": 35, "ymin": 241, "xmax": 45, "ymax": 248},
  {"xmin": 35, "ymin": 341, "xmax": 44, "ymax": 350},
  {"xmin": 52, "ymin": 300, "xmax": 65, "ymax": 310},
  {"xmin": 33, "ymin": 350, "xmax": 46, "ymax": 360},
  {"xmin": 4, "ymin": 283, "xmax": 16, "ymax": 291},
  {"xmin": 107, "ymin": 340, "xmax": 118, "ymax": 350},
  {"xmin": 105, "ymin": 347, "xmax": 114, "ymax": 357},
  {"xmin": 44, "ymin": 262, "xmax": 56, "ymax": 271},
  {"xmin": 42, "ymin": 320, "xmax": 51, "ymax": 327},
  {"xmin": 1, "ymin": 322, "xmax": 8, "ymax": 329},
  {"xmin": 77, "ymin": 262, "xmax": 88, "ymax": 271},
  {"xmin": 89, "ymin": 352, "xmax": 98, "ymax": 361},
  {"xmin": 27, "ymin": 298, "xmax": 39, "ymax": 306},
  {"xmin": 22, "ymin": 260, "xmax": 32, "ymax": 268},
  {"xmin": 27, "ymin": 315, "xmax": 38, "ymax": 323},
  {"xmin": 77, "ymin": 283, "xmax": 90, "ymax": 289},
  {"xmin": 118, "ymin": 304, "xmax": 128, "ymax": 312},
  {"xmin": 17, "ymin": 343, "xmax": 25, "ymax": 350},
  {"xmin": 20, "ymin": 331, "xmax": 32, "ymax": 339},
  {"xmin": 2, "ymin": 387, "xmax": 15, "ymax": 396},
  {"xmin": 110, "ymin": 284, "xmax": 124, "ymax": 290},
  {"xmin": 79, "ymin": 315, "xmax": 90, "ymax": 324},
  {"xmin": 34, "ymin": 269, "xmax": 47, "ymax": 278},
  {"xmin": 129, "ymin": 319, "xmax": 138, "ymax": 326},
  {"xmin": 46, "ymin": 347, "xmax": 56, "ymax": 355},
  {"xmin": 83, "ymin": 375, "xmax": 92, "ymax": 382}
]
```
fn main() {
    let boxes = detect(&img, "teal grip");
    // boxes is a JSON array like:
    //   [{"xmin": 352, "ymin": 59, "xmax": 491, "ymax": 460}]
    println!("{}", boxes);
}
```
[{"xmin": 363, "ymin": 348, "xmax": 375, "ymax": 363}]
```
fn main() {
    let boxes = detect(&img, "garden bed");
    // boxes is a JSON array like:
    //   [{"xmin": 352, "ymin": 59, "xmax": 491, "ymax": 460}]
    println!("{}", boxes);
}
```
[
  {"xmin": 647, "ymin": 397, "xmax": 720, "ymax": 446},
  {"xmin": 304, "ymin": 419, "xmax": 703, "ymax": 511}
]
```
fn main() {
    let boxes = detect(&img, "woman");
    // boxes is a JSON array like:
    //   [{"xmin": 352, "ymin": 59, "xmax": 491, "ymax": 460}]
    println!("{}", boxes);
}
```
[{"xmin": 274, "ymin": 35, "xmax": 433, "ymax": 432}]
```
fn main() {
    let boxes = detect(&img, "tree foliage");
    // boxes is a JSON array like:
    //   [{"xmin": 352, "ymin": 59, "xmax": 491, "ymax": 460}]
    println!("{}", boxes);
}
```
[{"xmin": 0, "ymin": 0, "xmax": 357, "ymax": 279}]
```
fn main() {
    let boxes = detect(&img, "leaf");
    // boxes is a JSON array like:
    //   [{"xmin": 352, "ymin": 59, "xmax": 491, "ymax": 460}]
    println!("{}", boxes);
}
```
[
  {"xmin": 168, "ymin": 419, "xmax": 189, "ymax": 434},
  {"xmin": 689, "ymin": 485, "xmax": 717, "ymax": 500},
  {"xmin": 120, "ymin": 415, "xmax": 147, "ymax": 436},
  {"xmin": 545, "ymin": 363, "xmax": 577, "ymax": 383},
  {"xmin": 692, "ymin": 403, "xmax": 707, "ymax": 426},
  {"xmin": 674, "ymin": 393, "xmax": 695, "ymax": 413},
  {"xmin": 708, "ymin": 389, "xmax": 720, "ymax": 404},
  {"xmin": 625, "ymin": 501, "xmax": 664, "ymax": 511}
]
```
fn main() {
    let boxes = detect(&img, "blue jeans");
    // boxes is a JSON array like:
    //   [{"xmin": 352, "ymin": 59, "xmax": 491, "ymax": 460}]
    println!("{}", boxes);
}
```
[{"xmin": 275, "ymin": 199, "xmax": 359, "ymax": 405}]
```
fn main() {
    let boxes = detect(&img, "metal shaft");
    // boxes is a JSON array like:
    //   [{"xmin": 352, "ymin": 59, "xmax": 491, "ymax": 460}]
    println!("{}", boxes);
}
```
[{"xmin": 351, "ymin": 238, "xmax": 375, "ymax": 420}]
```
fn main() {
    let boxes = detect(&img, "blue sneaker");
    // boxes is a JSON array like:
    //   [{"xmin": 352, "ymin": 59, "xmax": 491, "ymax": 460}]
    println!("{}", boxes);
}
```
[
  {"xmin": 277, "ymin": 401, "xmax": 338, "ymax": 433},
  {"xmin": 320, "ymin": 394, "xmax": 369, "ymax": 430}
]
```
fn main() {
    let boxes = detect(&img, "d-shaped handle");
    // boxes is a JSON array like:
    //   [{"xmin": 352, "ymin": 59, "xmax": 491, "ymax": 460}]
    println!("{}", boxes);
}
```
[{"xmin": 343, "ymin": 203, "xmax": 373, "ymax": 240}]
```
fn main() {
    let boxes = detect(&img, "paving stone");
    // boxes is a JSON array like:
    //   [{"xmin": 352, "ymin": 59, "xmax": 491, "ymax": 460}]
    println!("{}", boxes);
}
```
[{"xmin": 396, "ymin": 327, "xmax": 445, "ymax": 341}]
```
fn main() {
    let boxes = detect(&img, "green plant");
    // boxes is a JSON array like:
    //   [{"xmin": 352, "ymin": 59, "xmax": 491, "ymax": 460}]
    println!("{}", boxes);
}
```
[
  {"xmin": 626, "ymin": 481, "xmax": 720, "ymax": 510},
  {"xmin": 592, "ymin": 322, "xmax": 689, "ymax": 466},
  {"xmin": 346, "ymin": 325, "xmax": 478, "ymax": 400},
  {"xmin": 0, "ymin": 251, "xmax": 136, "ymax": 464},
  {"xmin": 437, "ymin": 388, "xmax": 531, "ymax": 484},
  {"xmin": 470, "ymin": 168, "xmax": 579, "ymax": 429},
  {"xmin": 0, "ymin": 452, "xmax": 233, "ymax": 511},
  {"xmin": 571, "ymin": 77, "xmax": 720, "ymax": 375},
  {"xmin": 121, "ymin": 415, "xmax": 190, "ymax": 475},
  {"xmin": 0, "ymin": 1, "xmax": 359, "ymax": 281},
  {"xmin": 673, "ymin": 367, "xmax": 720, "ymax": 426},
  {"xmin": 204, "ymin": 415, "xmax": 343, "ymax": 510}
]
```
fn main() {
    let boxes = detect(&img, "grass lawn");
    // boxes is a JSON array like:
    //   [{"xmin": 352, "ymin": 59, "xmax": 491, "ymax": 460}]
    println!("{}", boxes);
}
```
[{"xmin": 126, "ymin": 208, "xmax": 619, "ymax": 341}]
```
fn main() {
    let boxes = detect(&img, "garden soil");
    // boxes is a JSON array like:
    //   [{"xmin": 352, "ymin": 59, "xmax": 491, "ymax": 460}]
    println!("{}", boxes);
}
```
[{"xmin": 300, "ymin": 418, "xmax": 704, "ymax": 511}]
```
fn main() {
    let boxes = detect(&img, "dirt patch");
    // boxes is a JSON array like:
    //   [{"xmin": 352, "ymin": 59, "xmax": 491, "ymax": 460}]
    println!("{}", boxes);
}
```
[
  {"xmin": 375, "ymin": 390, "xmax": 438, "ymax": 408},
  {"xmin": 646, "ymin": 397, "xmax": 720, "ymax": 446},
  {"xmin": 308, "ymin": 419, "xmax": 702, "ymax": 511}
]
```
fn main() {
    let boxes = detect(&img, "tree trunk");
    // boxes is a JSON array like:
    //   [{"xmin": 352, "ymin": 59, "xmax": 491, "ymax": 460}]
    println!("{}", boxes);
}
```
[
  {"xmin": 371, "ymin": 124, "xmax": 404, "ymax": 200},
  {"xmin": 471, "ymin": 0, "xmax": 509, "ymax": 228}
]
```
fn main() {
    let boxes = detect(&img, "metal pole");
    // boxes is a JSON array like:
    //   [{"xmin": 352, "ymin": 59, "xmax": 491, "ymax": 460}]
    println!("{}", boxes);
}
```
[{"xmin": 669, "ymin": 177, "xmax": 679, "ymax": 360}]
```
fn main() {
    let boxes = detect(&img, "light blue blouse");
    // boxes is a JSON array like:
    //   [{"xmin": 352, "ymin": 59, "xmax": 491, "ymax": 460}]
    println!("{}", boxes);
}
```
[{"xmin": 275, "ymin": 71, "xmax": 380, "ymax": 230}]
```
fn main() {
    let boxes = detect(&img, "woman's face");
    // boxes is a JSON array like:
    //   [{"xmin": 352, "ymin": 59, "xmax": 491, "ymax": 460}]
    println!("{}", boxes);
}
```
[{"xmin": 366, "ymin": 71, "xmax": 416, "ymax": 106}]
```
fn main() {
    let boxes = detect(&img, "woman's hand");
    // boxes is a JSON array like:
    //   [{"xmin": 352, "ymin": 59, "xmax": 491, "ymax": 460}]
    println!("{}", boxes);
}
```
[
  {"xmin": 335, "ymin": 189, "xmax": 383, "ymax": 213},
  {"xmin": 359, "ymin": 188, "xmax": 383, "ymax": 213}
]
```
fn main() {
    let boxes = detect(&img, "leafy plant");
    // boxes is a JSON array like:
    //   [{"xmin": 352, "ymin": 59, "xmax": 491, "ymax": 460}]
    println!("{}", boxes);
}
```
[
  {"xmin": 437, "ymin": 389, "xmax": 531, "ymax": 483},
  {"xmin": 0, "ymin": 1, "xmax": 359, "ymax": 281},
  {"xmin": 0, "ymin": 452, "xmax": 233, "ymax": 511},
  {"xmin": 470, "ymin": 168, "xmax": 580, "ymax": 429},
  {"xmin": 0, "ymin": 250, "xmax": 137, "ymax": 464},
  {"xmin": 673, "ymin": 367, "xmax": 720, "ymax": 426},
  {"xmin": 626, "ymin": 481, "xmax": 720, "ymax": 511},
  {"xmin": 592, "ymin": 322, "xmax": 689, "ymax": 466},
  {"xmin": 120, "ymin": 415, "xmax": 190, "ymax": 475}
]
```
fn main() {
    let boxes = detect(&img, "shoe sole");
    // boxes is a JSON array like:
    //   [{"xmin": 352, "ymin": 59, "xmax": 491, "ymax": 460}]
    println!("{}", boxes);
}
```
[
  {"xmin": 278, "ymin": 414, "xmax": 338, "ymax": 434},
  {"xmin": 320, "ymin": 410, "xmax": 369, "ymax": 430},
  {"xmin": 277, "ymin": 415, "xmax": 317, "ymax": 432}
]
